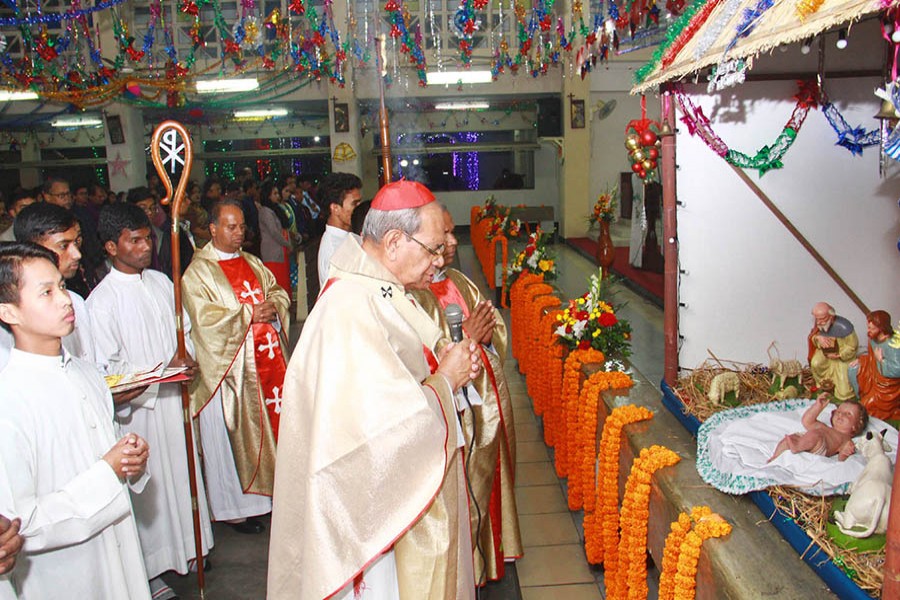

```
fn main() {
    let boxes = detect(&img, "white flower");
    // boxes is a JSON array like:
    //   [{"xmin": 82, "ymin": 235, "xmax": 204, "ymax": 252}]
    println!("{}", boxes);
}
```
[
  {"xmin": 572, "ymin": 320, "xmax": 587, "ymax": 337},
  {"xmin": 555, "ymin": 324, "xmax": 568, "ymax": 337}
]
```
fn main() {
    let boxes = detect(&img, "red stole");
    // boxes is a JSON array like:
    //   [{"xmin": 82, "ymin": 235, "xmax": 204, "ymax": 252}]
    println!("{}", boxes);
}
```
[
  {"xmin": 429, "ymin": 277, "xmax": 470, "ymax": 319},
  {"xmin": 219, "ymin": 255, "xmax": 287, "ymax": 438}
]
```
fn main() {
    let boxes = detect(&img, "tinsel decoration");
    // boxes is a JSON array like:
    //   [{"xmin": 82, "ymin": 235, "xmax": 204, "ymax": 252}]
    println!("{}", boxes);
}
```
[
  {"xmin": 675, "ymin": 81, "xmax": 818, "ymax": 176},
  {"xmin": 725, "ymin": 0, "xmax": 774, "ymax": 53},
  {"xmin": 692, "ymin": 0, "xmax": 741, "ymax": 60},
  {"xmin": 795, "ymin": 0, "xmax": 824, "ymax": 20},
  {"xmin": 822, "ymin": 103, "xmax": 881, "ymax": 156},
  {"xmin": 634, "ymin": 0, "xmax": 723, "ymax": 84}
]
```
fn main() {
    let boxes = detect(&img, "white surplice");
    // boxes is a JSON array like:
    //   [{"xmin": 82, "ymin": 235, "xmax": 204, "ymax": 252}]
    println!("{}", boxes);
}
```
[
  {"xmin": 0, "ymin": 349, "xmax": 150, "ymax": 600},
  {"xmin": 0, "ymin": 290, "xmax": 94, "ymax": 371},
  {"xmin": 87, "ymin": 267, "xmax": 213, "ymax": 578}
]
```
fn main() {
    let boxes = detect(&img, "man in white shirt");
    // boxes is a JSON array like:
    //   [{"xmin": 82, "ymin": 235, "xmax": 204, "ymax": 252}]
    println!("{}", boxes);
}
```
[
  {"xmin": 0, "ymin": 242, "xmax": 150, "ymax": 600},
  {"xmin": 89, "ymin": 203, "xmax": 213, "ymax": 600},
  {"xmin": 316, "ymin": 172, "xmax": 362, "ymax": 289}
]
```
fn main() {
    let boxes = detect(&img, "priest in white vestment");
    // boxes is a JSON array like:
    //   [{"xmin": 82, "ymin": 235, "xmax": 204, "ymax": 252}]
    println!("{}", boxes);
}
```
[
  {"xmin": 269, "ymin": 180, "xmax": 480, "ymax": 600},
  {"xmin": 0, "ymin": 242, "xmax": 151, "ymax": 600},
  {"xmin": 88, "ymin": 204, "xmax": 213, "ymax": 597}
]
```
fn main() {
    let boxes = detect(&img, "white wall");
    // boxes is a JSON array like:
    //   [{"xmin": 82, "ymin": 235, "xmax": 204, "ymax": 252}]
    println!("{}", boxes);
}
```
[{"xmin": 676, "ymin": 78, "xmax": 900, "ymax": 369}]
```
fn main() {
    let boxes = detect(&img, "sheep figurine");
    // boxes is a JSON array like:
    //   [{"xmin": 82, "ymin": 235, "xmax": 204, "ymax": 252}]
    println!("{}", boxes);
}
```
[{"xmin": 708, "ymin": 372, "xmax": 740, "ymax": 405}]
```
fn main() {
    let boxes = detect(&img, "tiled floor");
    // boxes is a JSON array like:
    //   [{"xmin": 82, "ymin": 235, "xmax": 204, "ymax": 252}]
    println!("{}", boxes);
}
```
[{"xmin": 170, "ymin": 234, "xmax": 665, "ymax": 599}]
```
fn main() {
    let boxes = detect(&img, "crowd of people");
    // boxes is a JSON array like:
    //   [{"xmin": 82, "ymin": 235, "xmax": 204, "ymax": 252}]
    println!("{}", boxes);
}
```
[{"xmin": 0, "ymin": 171, "xmax": 523, "ymax": 600}]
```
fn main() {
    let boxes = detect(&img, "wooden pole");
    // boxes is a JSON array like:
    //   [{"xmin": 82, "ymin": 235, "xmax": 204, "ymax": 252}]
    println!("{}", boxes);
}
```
[
  {"xmin": 660, "ymin": 87, "xmax": 679, "ymax": 386},
  {"xmin": 374, "ymin": 36, "xmax": 393, "ymax": 185},
  {"xmin": 727, "ymin": 164, "xmax": 870, "ymax": 316},
  {"xmin": 149, "ymin": 121, "xmax": 206, "ymax": 598}
]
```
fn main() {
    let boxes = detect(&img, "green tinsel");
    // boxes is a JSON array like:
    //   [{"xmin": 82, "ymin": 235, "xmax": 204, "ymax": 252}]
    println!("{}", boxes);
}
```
[
  {"xmin": 725, "ymin": 127, "xmax": 796, "ymax": 176},
  {"xmin": 634, "ymin": 0, "xmax": 711, "ymax": 85}
]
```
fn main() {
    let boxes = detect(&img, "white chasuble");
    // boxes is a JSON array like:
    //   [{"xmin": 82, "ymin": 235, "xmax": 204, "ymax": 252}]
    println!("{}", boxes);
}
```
[{"xmin": 269, "ymin": 236, "xmax": 474, "ymax": 600}]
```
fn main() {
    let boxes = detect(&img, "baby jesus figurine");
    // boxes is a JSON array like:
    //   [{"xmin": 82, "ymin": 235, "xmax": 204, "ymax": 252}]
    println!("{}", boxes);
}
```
[{"xmin": 769, "ymin": 394, "xmax": 869, "ymax": 462}]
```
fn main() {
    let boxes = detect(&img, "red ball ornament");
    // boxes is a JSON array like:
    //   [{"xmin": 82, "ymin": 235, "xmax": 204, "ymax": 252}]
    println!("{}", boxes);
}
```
[
  {"xmin": 640, "ymin": 130, "xmax": 658, "ymax": 146},
  {"xmin": 647, "ymin": 147, "xmax": 659, "ymax": 160},
  {"xmin": 631, "ymin": 162, "xmax": 642, "ymax": 173},
  {"xmin": 648, "ymin": 159, "xmax": 657, "ymax": 169},
  {"xmin": 638, "ymin": 169, "xmax": 646, "ymax": 178}
]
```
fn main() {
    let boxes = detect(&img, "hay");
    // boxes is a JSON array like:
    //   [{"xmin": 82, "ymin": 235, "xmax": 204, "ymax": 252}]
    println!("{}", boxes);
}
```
[
  {"xmin": 672, "ymin": 356, "xmax": 807, "ymax": 421},
  {"xmin": 768, "ymin": 486, "xmax": 884, "ymax": 596}
]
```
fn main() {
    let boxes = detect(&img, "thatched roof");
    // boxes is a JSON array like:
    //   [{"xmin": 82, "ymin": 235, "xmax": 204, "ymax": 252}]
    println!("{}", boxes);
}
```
[{"xmin": 632, "ymin": 0, "xmax": 884, "ymax": 94}]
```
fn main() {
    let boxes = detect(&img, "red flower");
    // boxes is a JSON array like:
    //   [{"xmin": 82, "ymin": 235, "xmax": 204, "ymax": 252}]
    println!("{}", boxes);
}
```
[
  {"xmin": 575, "ymin": 310, "xmax": 589, "ymax": 321},
  {"xmin": 578, "ymin": 340, "xmax": 591, "ymax": 350},
  {"xmin": 598, "ymin": 312, "xmax": 618, "ymax": 327},
  {"xmin": 525, "ymin": 246, "xmax": 535, "ymax": 257}
]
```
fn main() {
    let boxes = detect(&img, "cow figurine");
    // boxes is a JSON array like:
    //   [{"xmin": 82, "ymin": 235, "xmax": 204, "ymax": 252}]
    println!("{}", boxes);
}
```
[{"xmin": 834, "ymin": 429, "xmax": 893, "ymax": 538}]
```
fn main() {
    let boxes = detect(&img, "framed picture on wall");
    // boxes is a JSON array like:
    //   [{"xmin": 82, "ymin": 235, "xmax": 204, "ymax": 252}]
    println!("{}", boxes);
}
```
[
  {"xmin": 106, "ymin": 115, "xmax": 125, "ymax": 145},
  {"xmin": 333, "ymin": 103, "xmax": 350, "ymax": 133},
  {"xmin": 570, "ymin": 99, "xmax": 585, "ymax": 129}
]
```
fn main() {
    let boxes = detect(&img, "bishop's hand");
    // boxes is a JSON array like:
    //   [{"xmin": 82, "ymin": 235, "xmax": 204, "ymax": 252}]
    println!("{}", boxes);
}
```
[
  {"xmin": 252, "ymin": 300, "xmax": 278, "ymax": 324},
  {"xmin": 437, "ymin": 340, "xmax": 482, "ymax": 392}
]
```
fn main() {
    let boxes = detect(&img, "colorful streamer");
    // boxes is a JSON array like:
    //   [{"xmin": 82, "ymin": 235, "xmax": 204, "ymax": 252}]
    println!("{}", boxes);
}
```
[{"xmin": 675, "ymin": 81, "xmax": 818, "ymax": 176}]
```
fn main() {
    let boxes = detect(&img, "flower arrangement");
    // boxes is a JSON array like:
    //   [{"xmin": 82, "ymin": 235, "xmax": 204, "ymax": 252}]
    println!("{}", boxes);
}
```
[
  {"xmin": 475, "ymin": 195, "xmax": 522, "ymax": 241},
  {"xmin": 588, "ymin": 186, "xmax": 619, "ymax": 228},
  {"xmin": 611, "ymin": 445, "xmax": 681, "ymax": 600},
  {"xmin": 584, "ymin": 404, "xmax": 654, "ymax": 565},
  {"xmin": 556, "ymin": 269, "xmax": 632, "ymax": 357},
  {"xmin": 508, "ymin": 227, "xmax": 557, "ymax": 284}
]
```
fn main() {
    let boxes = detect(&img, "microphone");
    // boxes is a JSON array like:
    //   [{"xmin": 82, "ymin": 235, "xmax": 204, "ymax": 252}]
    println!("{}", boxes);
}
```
[{"xmin": 445, "ymin": 303, "xmax": 464, "ymax": 343}]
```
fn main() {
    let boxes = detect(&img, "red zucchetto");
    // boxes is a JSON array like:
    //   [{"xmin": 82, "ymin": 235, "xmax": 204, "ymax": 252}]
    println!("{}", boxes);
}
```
[{"xmin": 371, "ymin": 179, "xmax": 435, "ymax": 210}]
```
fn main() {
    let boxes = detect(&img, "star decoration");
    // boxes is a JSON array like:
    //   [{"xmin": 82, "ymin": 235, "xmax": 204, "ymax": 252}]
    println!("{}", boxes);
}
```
[{"xmin": 109, "ymin": 152, "xmax": 130, "ymax": 177}]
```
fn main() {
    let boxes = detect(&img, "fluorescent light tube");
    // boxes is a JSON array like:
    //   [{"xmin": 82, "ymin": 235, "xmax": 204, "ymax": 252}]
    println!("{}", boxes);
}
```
[
  {"xmin": 426, "ymin": 70, "xmax": 492, "ymax": 85},
  {"xmin": 434, "ymin": 102, "xmax": 490, "ymax": 110},
  {"xmin": 233, "ymin": 108, "xmax": 289, "ymax": 119},
  {"xmin": 51, "ymin": 116, "xmax": 104, "ymax": 128},
  {"xmin": 0, "ymin": 90, "xmax": 39, "ymax": 101},
  {"xmin": 197, "ymin": 78, "xmax": 259, "ymax": 94}
]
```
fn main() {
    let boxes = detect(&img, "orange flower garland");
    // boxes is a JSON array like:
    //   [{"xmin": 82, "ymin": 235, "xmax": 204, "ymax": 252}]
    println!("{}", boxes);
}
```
[
  {"xmin": 658, "ymin": 512, "xmax": 694, "ymax": 600},
  {"xmin": 611, "ymin": 445, "xmax": 681, "ymax": 600},
  {"xmin": 553, "ymin": 348, "xmax": 605, "ymax": 473},
  {"xmin": 532, "ymin": 308, "xmax": 563, "ymax": 415},
  {"xmin": 584, "ymin": 404, "xmax": 653, "ymax": 565},
  {"xmin": 509, "ymin": 273, "xmax": 543, "ymax": 360},
  {"xmin": 670, "ymin": 509, "xmax": 732, "ymax": 600},
  {"xmin": 570, "ymin": 369, "xmax": 635, "ymax": 511},
  {"xmin": 524, "ymin": 295, "xmax": 560, "ymax": 393}
]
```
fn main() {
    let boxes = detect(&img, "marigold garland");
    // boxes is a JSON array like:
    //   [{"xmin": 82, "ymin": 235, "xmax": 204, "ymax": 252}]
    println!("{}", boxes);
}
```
[
  {"xmin": 572, "ymin": 369, "xmax": 635, "ymax": 511},
  {"xmin": 658, "ymin": 512, "xmax": 694, "ymax": 600},
  {"xmin": 533, "ymin": 308, "xmax": 564, "ymax": 415},
  {"xmin": 607, "ymin": 445, "xmax": 681, "ymax": 600},
  {"xmin": 509, "ymin": 272, "xmax": 543, "ymax": 359},
  {"xmin": 584, "ymin": 404, "xmax": 654, "ymax": 565},
  {"xmin": 671, "ymin": 510, "xmax": 732, "ymax": 600},
  {"xmin": 552, "ymin": 348, "xmax": 605, "ymax": 474}
]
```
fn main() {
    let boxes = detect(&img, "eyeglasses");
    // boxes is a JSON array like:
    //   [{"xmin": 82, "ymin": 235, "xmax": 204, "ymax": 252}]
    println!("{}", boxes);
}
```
[
  {"xmin": 48, "ymin": 190, "xmax": 72, "ymax": 198},
  {"xmin": 404, "ymin": 232, "xmax": 445, "ymax": 257}
]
